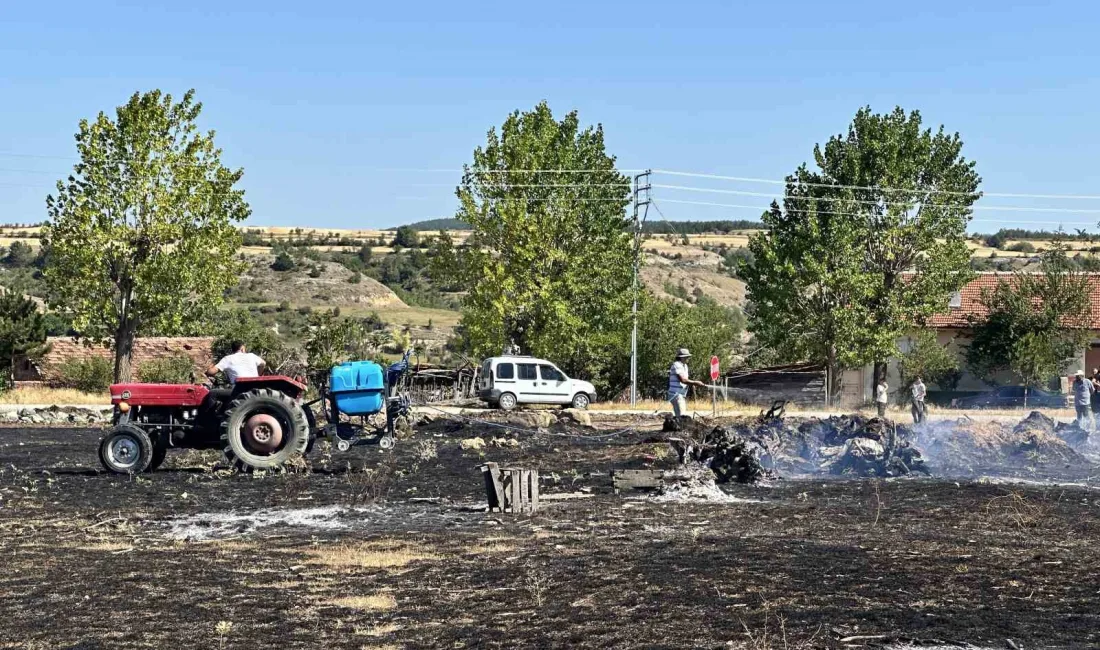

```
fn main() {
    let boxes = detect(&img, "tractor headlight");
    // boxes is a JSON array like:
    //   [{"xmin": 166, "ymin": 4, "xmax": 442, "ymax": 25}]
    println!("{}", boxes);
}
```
[{"xmin": 117, "ymin": 402, "xmax": 131, "ymax": 413}]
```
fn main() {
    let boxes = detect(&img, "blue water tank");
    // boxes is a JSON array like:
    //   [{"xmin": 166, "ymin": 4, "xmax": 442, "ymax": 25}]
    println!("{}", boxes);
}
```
[{"xmin": 329, "ymin": 361, "xmax": 385, "ymax": 416}]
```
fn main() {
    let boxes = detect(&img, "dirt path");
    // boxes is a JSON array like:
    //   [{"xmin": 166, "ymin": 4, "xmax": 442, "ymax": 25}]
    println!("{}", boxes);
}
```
[{"xmin": 1, "ymin": 425, "xmax": 1098, "ymax": 649}]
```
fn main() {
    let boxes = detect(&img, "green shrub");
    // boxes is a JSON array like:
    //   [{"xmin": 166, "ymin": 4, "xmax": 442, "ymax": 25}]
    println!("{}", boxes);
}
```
[
  {"xmin": 1008, "ymin": 241, "xmax": 1036, "ymax": 254},
  {"xmin": 138, "ymin": 355, "xmax": 196, "ymax": 384},
  {"xmin": 348, "ymin": 272, "xmax": 362, "ymax": 284},
  {"xmin": 58, "ymin": 357, "xmax": 113, "ymax": 393},
  {"xmin": 271, "ymin": 252, "xmax": 297, "ymax": 272}
]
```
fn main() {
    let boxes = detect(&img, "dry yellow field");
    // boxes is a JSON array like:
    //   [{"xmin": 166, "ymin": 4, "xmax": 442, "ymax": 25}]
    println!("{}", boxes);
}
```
[{"xmin": 0, "ymin": 237, "xmax": 41, "ymax": 249}]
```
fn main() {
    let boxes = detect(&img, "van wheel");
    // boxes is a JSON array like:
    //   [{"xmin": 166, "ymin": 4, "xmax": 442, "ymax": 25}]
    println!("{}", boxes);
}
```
[
  {"xmin": 498, "ymin": 392, "xmax": 518, "ymax": 411},
  {"xmin": 571, "ymin": 393, "xmax": 590, "ymax": 410}
]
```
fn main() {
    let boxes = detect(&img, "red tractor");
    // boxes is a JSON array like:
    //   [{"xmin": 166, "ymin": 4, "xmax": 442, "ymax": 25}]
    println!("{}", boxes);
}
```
[{"xmin": 98, "ymin": 355, "xmax": 412, "ymax": 474}]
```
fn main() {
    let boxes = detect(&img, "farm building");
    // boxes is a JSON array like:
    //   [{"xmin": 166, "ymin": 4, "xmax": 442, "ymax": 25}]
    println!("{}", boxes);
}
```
[
  {"xmin": 842, "ymin": 272, "xmax": 1100, "ymax": 403},
  {"xmin": 14, "ymin": 337, "xmax": 215, "ymax": 386}
]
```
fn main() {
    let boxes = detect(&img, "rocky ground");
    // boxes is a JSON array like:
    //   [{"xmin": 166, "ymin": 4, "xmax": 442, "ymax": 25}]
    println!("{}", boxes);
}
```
[{"xmin": 2, "ymin": 412, "xmax": 1100, "ymax": 649}]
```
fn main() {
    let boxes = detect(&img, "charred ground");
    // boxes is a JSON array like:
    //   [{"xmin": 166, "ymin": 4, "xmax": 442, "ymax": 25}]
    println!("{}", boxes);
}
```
[{"xmin": 1, "ymin": 414, "xmax": 1099, "ymax": 649}]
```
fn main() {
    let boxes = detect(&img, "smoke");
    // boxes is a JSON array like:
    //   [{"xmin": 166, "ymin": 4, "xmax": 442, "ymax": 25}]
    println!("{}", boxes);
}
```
[{"xmin": 679, "ymin": 411, "xmax": 1100, "ymax": 484}]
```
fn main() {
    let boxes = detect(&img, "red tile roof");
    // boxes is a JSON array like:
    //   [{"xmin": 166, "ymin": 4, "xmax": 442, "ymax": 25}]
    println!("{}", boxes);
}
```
[{"xmin": 928, "ymin": 272, "xmax": 1100, "ymax": 329}]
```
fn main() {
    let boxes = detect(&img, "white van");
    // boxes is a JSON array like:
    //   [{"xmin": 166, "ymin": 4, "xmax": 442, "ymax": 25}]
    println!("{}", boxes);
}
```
[{"xmin": 478, "ymin": 355, "xmax": 596, "ymax": 410}]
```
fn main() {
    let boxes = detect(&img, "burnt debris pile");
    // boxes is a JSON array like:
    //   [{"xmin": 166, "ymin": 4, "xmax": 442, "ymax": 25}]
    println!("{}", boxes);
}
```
[
  {"xmin": 799, "ymin": 415, "xmax": 928, "ymax": 477},
  {"xmin": 668, "ymin": 423, "xmax": 777, "ymax": 484},
  {"xmin": 670, "ymin": 414, "xmax": 928, "ymax": 483},
  {"xmin": 914, "ymin": 410, "xmax": 1095, "ymax": 479}
]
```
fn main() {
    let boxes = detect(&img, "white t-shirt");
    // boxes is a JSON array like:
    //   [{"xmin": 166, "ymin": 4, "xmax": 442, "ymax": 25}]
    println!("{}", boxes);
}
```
[
  {"xmin": 216, "ymin": 352, "xmax": 265, "ymax": 384},
  {"xmin": 911, "ymin": 382, "xmax": 926, "ymax": 401},
  {"xmin": 875, "ymin": 383, "xmax": 889, "ymax": 403}
]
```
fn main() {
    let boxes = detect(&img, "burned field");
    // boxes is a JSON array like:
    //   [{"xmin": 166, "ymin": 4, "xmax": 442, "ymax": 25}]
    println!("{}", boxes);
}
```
[{"xmin": 2, "ymin": 413, "xmax": 1100, "ymax": 649}]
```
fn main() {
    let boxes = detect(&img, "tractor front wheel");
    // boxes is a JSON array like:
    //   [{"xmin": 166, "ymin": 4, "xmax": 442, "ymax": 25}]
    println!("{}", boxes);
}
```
[
  {"xmin": 221, "ymin": 389, "xmax": 310, "ymax": 472},
  {"xmin": 99, "ymin": 425, "xmax": 154, "ymax": 475}
]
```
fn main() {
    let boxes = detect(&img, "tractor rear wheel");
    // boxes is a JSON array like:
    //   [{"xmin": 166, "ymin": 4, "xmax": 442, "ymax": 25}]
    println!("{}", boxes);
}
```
[
  {"xmin": 99, "ymin": 425, "xmax": 154, "ymax": 475},
  {"xmin": 221, "ymin": 388, "xmax": 310, "ymax": 472}
]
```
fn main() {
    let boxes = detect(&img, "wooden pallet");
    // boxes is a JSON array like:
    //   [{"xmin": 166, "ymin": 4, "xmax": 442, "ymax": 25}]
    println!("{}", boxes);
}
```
[
  {"xmin": 481, "ymin": 463, "xmax": 539, "ymax": 513},
  {"xmin": 611, "ymin": 469, "xmax": 666, "ymax": 493}
]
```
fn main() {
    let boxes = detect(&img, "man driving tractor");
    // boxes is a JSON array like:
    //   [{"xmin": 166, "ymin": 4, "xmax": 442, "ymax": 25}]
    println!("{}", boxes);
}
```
[{"xmin": 206, "ymin": 340, "xmax": 265, "ymax": 384}]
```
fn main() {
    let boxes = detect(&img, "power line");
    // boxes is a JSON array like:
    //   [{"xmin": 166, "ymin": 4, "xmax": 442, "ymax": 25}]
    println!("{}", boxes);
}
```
[
  {"xmin": 407, "ymin": 182, "xmax": 632, "ymax": 188},
  {"xmin": 652, "ymin": 169, "xmax": 1100, "ymax": 201},
  {"xmin": 653, "ymin": 183, "xmax": 1100, "ymax": 214},
  {"xmin": 655, "ymin": 198, "xmax": 1100, "ymax": 226}
]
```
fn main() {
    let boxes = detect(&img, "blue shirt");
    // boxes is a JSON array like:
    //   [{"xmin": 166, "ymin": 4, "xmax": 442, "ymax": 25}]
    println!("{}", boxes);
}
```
[{"xmin": 669, "ymin": 361, "xmax": 689, "ymax": 397}]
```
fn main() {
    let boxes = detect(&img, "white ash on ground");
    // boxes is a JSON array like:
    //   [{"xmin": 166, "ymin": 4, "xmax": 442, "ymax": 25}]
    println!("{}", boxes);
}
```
[
  {"xmin": 649, "ymin": 463, "xmax": 762, "ymax": 503},
  {"xmin": 161, "ymin": 503, "xmax": 489, "ymax": 541}
]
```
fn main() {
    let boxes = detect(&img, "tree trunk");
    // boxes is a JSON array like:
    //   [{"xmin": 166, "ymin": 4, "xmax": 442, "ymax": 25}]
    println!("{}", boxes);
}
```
[
  {"xmin": 826, "ymin": 345, "xmax": 839, "ymax": 407},
  {"xmin": 114, "ymin": 320, "xmax": 137, "ymax": 383}
]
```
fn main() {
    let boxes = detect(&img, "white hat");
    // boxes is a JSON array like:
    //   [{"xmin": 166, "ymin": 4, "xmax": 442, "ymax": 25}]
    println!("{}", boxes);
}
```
[
  {"xmin": 676, "ymin": 348, "xmax": 692, "ymax": 358},
  {"xmin": 1076, "ymin": 369, "xmax": 1085, "ymax": 376}
]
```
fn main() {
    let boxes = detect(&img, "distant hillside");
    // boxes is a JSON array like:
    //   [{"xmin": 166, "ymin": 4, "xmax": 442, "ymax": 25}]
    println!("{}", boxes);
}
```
[
  {"xmin": 402, "ymin": 218, "xmax": 762, "ymax": 234},
  {"xmin": 405, "ymin": 218, "xmax": 471, "ymax": 231},
  {"xmin": 642, "ymin": 220, "xmax": 763, "ymax": 234}
]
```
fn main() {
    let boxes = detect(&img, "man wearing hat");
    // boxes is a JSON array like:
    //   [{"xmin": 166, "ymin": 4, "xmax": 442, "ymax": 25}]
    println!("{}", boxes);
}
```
[
  {"xmin": 1073, "ymin": 369, "xmax": 1094, "ymax": 431},
  {"xmin": 668, "ymin": 348, "xmax": 707, "ymax": 424}
]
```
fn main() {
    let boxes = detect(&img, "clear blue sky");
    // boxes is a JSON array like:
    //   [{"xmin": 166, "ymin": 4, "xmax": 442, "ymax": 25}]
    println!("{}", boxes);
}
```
[{"xmin": 3, "ymin": 0, "xmax": 1100, "ymax": 232}]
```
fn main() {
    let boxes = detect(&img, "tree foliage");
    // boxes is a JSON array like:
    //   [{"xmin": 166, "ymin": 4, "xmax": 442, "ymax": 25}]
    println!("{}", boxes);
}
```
[
  {"xmin": 43, "ymin": 89, "xmax": 249, "ymax": 381},
  {"xmin": 897, "ymin": 329, "xmax": 960, "ymax": 391},
  {"xmin": 303, "ymin": 311, "xmax": 386, "ymax": 385},
  {"xmin": 0, "ymin": 291, "xmax": 48, "ymax": 389},
  {"xmin": 966, "ymin": 244, "xmax": 1091, "ymax": 388},
  {"xmin": 137, "ymin": 354, "xmax": 197, "ymax": 384},
  {"xmin": 3, "ymin": 241, "xmax": 36, "ymax": 267},
  {"xmin": 634, "ymin": 295, "xmax": 743, "ymax": 397},
  {"xmin": 392, "ymin": 226, "xmax": 420, "ymax": 248},
  {"xmin": 741, "ymin": 106, "xmax": 980, "ymax": 400},
  {"xmin": 210, "ymin": 309, "xmax": 301, "ymax": 377},
  {"xmin": 439, "ymin": 101, "xmax": 634, "ymax": 392}
]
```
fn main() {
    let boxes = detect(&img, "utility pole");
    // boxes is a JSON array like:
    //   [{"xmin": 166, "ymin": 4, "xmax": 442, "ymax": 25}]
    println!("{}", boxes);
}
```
[{"xmin": 630, "ymin": 170, "xmax": 651, "ymax": 407}]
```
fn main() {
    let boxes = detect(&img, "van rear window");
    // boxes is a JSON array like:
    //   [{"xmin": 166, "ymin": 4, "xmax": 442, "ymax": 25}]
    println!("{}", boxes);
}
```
[{"xmin": 496, "ymin": 363, "xmax": 514, "ymax": 380}]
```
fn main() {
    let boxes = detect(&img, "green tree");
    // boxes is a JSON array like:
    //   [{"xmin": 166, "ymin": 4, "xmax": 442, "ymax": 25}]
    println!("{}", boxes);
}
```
[
  {"xmin": 43, "ymin": 89, "xmax": 249, "ymax": 381},
  {"xmin": 965, "ymin": 243, "xmax": 1091, "ymax": 401},
  {"xmin": 271, "ymin": 249, "xmax": 297, "ymax": 272},
  {"xmin": 442, "ymin": 101, "xmax": 633, "ymax": 392},
  {"xmin": 392, "ymin": 226, "xmax": 420, "ymax": 249},
  {"xmin": 634, "ymin": 294, "xmax": 743, "ymax": 396},
  {"xmin": 740, "ymin": 191, "xmax": 879, "ymax": 403},
  {"xmin": 0, "ymin": 292, "xmax": 48, "ymax": 389},
  {"xmin": 357, "ymin": 244, "xmax": 373, "ymax": 264},
  {"xmin": 3, "ymin": 241, "xmax": 35, "ymax": 267},
  {"xmin": 897, "ymin": 329, "xmax": 960, "ymax": 392},
  {"xmin": 303, "ymin": 311, "xmax": 382, "ymax": 385},
  {"xmin": 741, "ymin": 106, "xmax": 980, "ymax": 402},
  {"xmin": 210, "ymin": 309, "xmax": 301, "ymax": 377},
  {"xmin": 812, "ymin": 107, "xmax": 980, "ymax": 385}
]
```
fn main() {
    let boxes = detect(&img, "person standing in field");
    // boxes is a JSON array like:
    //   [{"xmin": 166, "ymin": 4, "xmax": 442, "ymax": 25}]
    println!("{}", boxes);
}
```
[
  {"xmin": 668, "ymin": 348, "xmax": 706, "ymax": 425},
  {"xmin": 910, "ymin": 377, "xmax": 927, "ymax": 424},
  {"xmin": 1073, "ymin": 370, "xmax": 1094, "ymax": 431},
  {"xmin": 875, "ymin": 378, "xmax": 889, "ymax": 418},
  {"xmin": 1090, "ymin": 368, "xmax": 1100, "ymax": 417}
]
